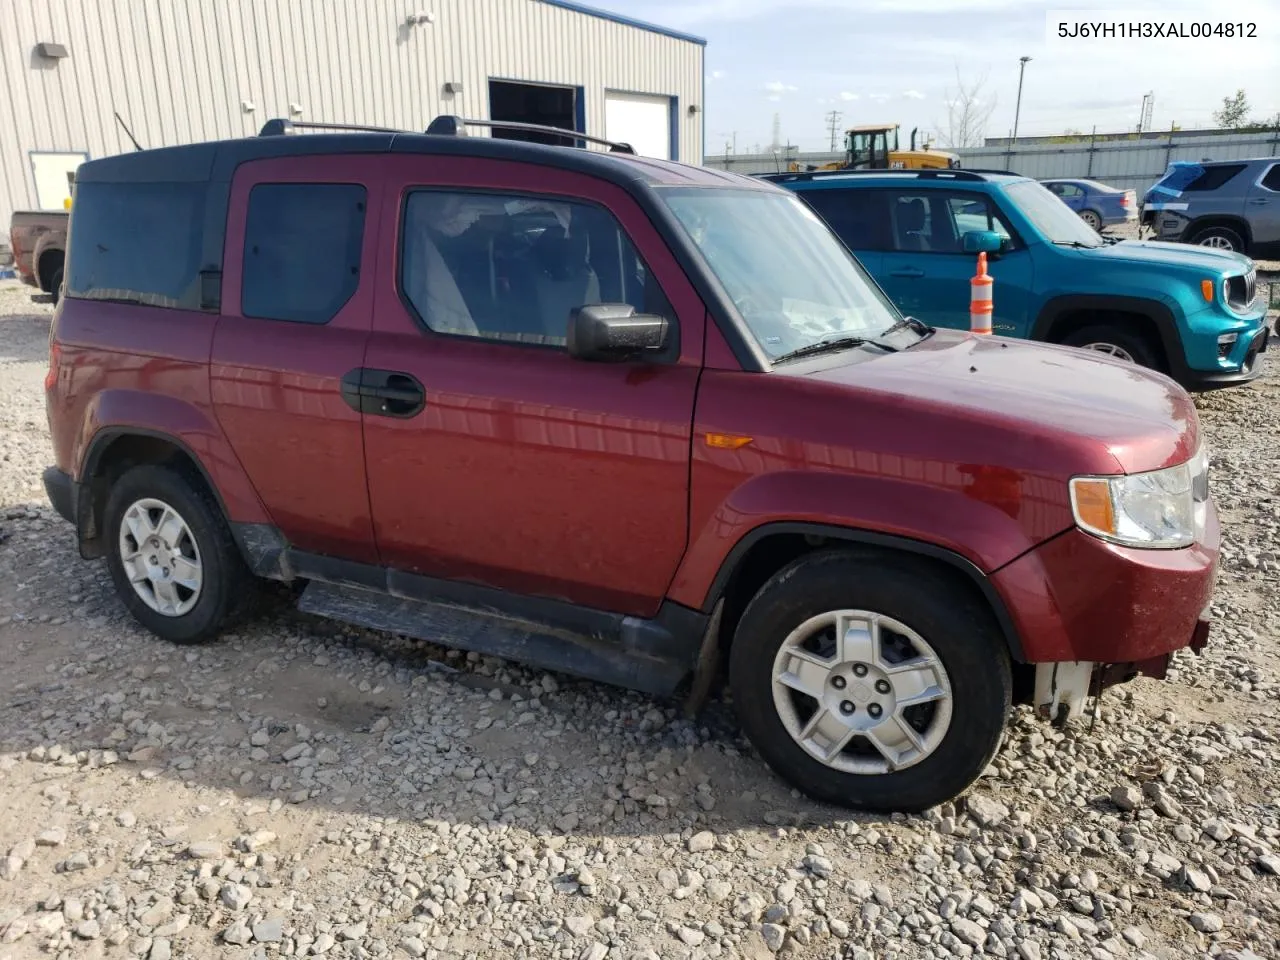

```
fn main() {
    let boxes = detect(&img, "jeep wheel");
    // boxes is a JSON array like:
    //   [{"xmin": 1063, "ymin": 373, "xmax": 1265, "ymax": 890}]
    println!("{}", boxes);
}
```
[
  {"xmin": 1190, "ymin": 225, "xmax": 1244, "ymax": 253},
  {"xmin": 1061, "ymin": 325, "xmax": 1159, "ymax": 369},
  {"xmin": 728, "ymin": 550, "xmax": 1011, "ymax": 812},
  {"xmin": 104, "ymin": 464, "xmax": 258, "ymax": 644},
  {"xmin": 1079, "ymin": 209, "xmax": 1102, "ymax": 231}
]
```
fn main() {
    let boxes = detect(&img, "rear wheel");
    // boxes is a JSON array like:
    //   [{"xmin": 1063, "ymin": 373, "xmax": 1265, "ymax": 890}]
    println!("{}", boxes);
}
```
[
  {"xmin": 1189, "ymin": 225, "xmax": 1245, "ymax": 253},
  {"xmin": 104, "ymin": 464, "xmax": 258, "ymax": 644},
  {"xmin": 1079, "ymin": 209, "xmax": 1102, "ymax": 231},
  {"xmin": 728, "ymin": 550, "xmax": 1011, "ymax": 812},
  {"xmin": 1061, "ymin": 324, "xmax": 1159, "ymax": 369}
]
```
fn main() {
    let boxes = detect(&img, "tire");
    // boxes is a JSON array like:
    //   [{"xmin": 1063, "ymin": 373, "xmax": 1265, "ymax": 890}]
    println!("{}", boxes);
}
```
[
  {"xmin": 1079, "ymin": 209, "xmax": 1102, "ymax": 231},
  {"xmin": 1189, "ymin": 225, "xmax": 1245, "ymax": 253},
  {"xmin": 728, "ymin": 549, "xmax": 1011, "ymax": 812},
  {"xmin": 1060, "ymin": 324, "xmax": 1160, "ymax": 369},
  {"xmin": 103, "ymin": 464, "xmax": 258, "ymax": 644}
]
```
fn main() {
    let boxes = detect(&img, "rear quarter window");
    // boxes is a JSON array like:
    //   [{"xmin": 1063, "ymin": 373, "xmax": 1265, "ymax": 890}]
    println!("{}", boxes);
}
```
[
  {"xmin": 65, "ymin": 181, "xmax": 206, "ymax": 309},
  {"xmin": 1184, "ymin": 164, "xmax": 1246, "ymax": 191},
  {"xmin": 796, "ymin": 189, "xmax": 892, "ymax": 251}
]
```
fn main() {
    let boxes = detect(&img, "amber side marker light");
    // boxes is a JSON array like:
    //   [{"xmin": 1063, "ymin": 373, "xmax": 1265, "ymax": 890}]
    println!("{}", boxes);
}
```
[
  {"xmin": 705, "ymin": 433, "xmax": 753, "ymax": 450},
  {"xmin": 1201, "ymin": 279, "xmax": 1214, "ymax": 302},
  {"xmin": 1069, "ymin": 477, "xmax": 1116, "ymax": 537}
]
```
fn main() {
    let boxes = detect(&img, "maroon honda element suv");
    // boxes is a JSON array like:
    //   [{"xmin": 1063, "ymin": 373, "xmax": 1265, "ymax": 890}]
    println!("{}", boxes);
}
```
[{"xmin": 41, "ymin": 116, "xmax": 1218, "ymax": 811}]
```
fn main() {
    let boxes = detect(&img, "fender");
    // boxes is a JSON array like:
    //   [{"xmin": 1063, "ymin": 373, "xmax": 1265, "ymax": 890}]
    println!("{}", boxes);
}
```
[
  {"xmin": 1030, "ymin": 294, "xmax": 1187, "ymax": 381},
  {"xmin": 78, "ymin": 390, "xmax": 271, "ymax": 528}
]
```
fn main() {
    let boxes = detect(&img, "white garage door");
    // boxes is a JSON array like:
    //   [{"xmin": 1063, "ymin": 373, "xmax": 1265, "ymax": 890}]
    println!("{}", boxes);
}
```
[{"xmin": 605, "ymin": 93, "xmax": 671, "ymax": 160}]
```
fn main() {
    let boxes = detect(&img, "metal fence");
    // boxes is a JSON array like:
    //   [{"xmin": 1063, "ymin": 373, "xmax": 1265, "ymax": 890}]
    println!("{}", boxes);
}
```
[{"xmin": 705, "ymin": 130, "xmax": 1280, "ymax": 192}]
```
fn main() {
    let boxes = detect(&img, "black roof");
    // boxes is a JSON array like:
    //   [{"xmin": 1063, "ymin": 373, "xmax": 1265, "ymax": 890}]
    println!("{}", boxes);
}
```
[{"xmin": 76, "ymin": 117, "xmax": 771, "ymax": 193}]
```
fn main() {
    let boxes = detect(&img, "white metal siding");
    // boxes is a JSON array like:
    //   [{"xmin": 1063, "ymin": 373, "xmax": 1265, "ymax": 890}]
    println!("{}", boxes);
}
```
[{"xmin": 0, "ymin": 0, "xmax": 704, "ymax": 224}]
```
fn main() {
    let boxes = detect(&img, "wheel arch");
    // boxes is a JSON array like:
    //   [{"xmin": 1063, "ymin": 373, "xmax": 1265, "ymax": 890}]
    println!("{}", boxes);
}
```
[
  {"xmin": 1184, "ymin": 216, "xmax": 1252, "ymax": 250},
  {"xmin": 1030, "ymin": 294, "xmax": 1185, "ymax": 380},
  {"xmin": 700, "ymin": 521, "xmax": 1028, "ymax": 664}
]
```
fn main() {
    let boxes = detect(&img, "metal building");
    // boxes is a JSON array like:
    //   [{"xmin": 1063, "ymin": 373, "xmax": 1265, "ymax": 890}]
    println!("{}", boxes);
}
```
[{"xmin": 0, "ymin": 0, "xmax": 706, "ymax": 224}]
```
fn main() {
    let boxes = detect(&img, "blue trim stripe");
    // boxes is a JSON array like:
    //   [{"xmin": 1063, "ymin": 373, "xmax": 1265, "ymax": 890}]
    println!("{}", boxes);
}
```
[
  {"xmin": 669, "ymin": 96, "xmax": 679, "ymax": 161},
  {"xmin": 538, "ymin": 0, "xmax": 708, "ymax": 46}
]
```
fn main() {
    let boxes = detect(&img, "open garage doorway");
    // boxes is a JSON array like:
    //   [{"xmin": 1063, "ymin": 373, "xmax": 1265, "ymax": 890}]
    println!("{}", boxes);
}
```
[{"xmin": 488, "ymin": 80, "xmax": 581, "ymax": 146}]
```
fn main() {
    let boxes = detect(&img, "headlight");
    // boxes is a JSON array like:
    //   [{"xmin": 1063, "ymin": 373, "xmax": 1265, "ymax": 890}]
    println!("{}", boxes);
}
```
[{"xmin": 1069, "ymin": 449, "xmax": 1208, "ymax": 549}]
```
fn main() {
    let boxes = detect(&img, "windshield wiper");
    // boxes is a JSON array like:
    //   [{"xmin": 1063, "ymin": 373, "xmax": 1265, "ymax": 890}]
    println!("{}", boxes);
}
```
[
  {"xmin": 1052, "ymin": 240, "xmax": 1100, "ymax": 249},
  {"xmin": 879, "ymin": 315, "xmax": 935, "ymax": 340},
  {"xmin": 772, "ymin": 335, "xmax": 898, "ymax": 365}
]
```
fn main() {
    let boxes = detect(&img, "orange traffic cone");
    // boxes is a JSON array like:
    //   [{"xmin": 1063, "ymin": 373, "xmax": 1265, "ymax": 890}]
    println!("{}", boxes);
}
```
[{"xmin": 970, "ymin": 252, "xmax": 993, "ymax": 335}]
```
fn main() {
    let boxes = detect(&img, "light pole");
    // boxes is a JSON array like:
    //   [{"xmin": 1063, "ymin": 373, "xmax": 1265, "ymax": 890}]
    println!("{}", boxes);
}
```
[{"xmin": 1011, "ymin": 56, "xmax": 1031, "ymax": 144}]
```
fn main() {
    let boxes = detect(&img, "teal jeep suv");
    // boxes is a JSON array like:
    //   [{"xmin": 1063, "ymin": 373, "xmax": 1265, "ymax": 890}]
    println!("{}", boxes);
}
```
[{"xmin": 765, "ymin": 169, "xmax": 1269, "ymax": 389}]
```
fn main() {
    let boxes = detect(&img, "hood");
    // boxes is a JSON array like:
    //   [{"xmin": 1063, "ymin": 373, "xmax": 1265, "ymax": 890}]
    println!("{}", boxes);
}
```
[
  {"xmin": 787, "ymin": 330, "xmax": 1198, "ymax": 474},
  {"xmin": 1081, "ymin": 238, "xmax": 1252, "ymax": 274}
]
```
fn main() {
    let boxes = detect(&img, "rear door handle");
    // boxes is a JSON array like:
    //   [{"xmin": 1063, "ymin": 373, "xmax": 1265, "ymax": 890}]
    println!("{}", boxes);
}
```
[
  {"xmin": 889, "ymin": 268, "xmax": 925, "ymax": 278},
  {"xmin": 1248, "ymin": 197, "xmax": 1269, "ymax": 205},
  {"xmin": 341, "ymin": 368, "xmax": 426, "ymax": 418}
]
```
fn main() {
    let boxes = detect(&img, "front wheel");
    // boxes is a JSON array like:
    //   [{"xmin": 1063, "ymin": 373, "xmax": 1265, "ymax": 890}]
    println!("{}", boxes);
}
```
[
  {"xmin": 104, "ymin": 464, "xmax": 258, "ymax": 644},
  {"xmin": 1060, "ymin": 324, "xmax": 1160, "ymax": 370},
  {"xmin": 729, "ymin": 550, "xmax": 1011, "ymax": 812}
]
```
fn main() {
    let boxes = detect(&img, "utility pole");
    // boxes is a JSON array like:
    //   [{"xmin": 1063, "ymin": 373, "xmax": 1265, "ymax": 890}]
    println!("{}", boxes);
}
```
[
  {"xmin": 825, "ymin": 110, "xmax": 843, "ymax": 151},
  {"xmin": 1011, "ymin": 56, "xmax": 1032, "ymax": 143}
]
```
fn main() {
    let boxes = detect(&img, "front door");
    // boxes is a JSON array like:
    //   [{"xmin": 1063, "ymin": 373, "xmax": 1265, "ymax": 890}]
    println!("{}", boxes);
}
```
[
  {"xmin": 211, "ymin": 157, "xmax": 381, "ymax": 563},
  {"xmin": 877, "ymin": 188, "xmax": 1036, "ymax": 337},
  {"xmin": 1247, "ymin": 162, "xmax": 1280, "ymax": 247},
  {"xmin": 361, "ymin": 157, "xmax": 706, "ymax": 617}
]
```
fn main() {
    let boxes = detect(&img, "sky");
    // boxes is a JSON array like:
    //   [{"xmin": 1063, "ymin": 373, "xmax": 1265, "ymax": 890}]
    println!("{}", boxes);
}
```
[{"xmin": 585, "ymin": 0, "xmax": 1280, "ymax": 154}]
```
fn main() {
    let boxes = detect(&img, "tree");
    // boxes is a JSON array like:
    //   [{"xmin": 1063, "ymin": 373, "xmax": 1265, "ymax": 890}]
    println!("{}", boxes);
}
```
[
  {"xmin": 1213, "ymin": 89, "xmax": 1250, "ymax": 128},
  {"xmin": 934, "ymin": 66, "xmax": 997, "ymax": 148}
]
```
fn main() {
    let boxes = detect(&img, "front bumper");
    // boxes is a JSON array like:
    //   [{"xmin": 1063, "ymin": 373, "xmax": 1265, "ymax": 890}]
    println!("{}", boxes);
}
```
[
  {"xmin": 1182, "ymin": 325, "xmax": 1269, "ymax": 391},
  {"xmin": 992, "ymin": 507, "xmax": 1219, "ymax": 666},
  {"xmin": 43, "ymin": 466, "xmax": 75, "ymax": 525}
]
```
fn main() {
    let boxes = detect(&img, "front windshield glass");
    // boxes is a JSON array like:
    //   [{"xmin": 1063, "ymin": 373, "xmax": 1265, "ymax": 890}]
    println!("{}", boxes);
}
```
[
  {"xmin": 1005, "ymin": 179, "xmax": 1103, "ymax": 247},
  {"xmin": 658, "ymin": 188, "xmax": 902, "ymax": 361}
]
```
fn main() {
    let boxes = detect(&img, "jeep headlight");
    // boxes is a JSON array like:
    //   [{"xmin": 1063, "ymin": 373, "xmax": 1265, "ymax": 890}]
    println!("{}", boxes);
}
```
[{"xmin": 1069, "ymin": 449, "xmax": 1208, "ymax": 549}]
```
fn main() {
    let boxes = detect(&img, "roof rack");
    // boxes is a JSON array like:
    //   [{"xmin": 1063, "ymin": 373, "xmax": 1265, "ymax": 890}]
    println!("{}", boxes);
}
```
[
  {"xmin": 758, "ymin": 168, "xmax": 1018, "ymax": 183},
  {"xmin": 258, "ymin": 115, "xmax": 636, "ymax": 155},
  {"xmin": 425, "ymin": 115, "xmax": 635, "ymax": 154}
]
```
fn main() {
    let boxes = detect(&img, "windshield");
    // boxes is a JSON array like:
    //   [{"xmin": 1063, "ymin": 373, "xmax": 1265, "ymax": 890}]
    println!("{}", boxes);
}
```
[
  {"xmin": 658, "ymin": 188, "xmax": 902, "ymax": 360},
  {"xmin": 1004, "ymin": 179, "xmax": 1104, "ymax": 248}
]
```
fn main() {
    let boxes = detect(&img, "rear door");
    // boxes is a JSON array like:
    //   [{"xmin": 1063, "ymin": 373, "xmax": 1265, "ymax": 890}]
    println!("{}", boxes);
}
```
[
  {"xmin": 360, "ymin": 156, "xmax": 705, "ymax": 617},
  {"xmin": 794, "ymin": 186, "xmax": 890, "ymax": 276},
  {"xmin": 878, "ymin": 188, "xmax": 1035, "ymax": 335},
  {"xmin": 211, "ymin": 157, "xmax": 381, "ymax": 563}
]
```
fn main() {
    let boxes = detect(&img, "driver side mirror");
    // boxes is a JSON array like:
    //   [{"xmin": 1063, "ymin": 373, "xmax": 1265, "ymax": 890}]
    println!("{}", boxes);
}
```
[
  {"xmin": 963, "ymin": 230, "xmax": 1008, "ymax": 256},
  {"xmin": 567, "ymin": 304, "xmax": 669, "ymax": 362}
]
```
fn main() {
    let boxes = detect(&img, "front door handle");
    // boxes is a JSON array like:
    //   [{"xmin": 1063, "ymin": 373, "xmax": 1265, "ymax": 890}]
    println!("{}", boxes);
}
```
[
  {"xmin": 341, "ymin": 368, "xmax": 426, "ymax": 418},
  {"xmin": 889, "ymin": 268, "xmax": 925, "ymax": 278}
]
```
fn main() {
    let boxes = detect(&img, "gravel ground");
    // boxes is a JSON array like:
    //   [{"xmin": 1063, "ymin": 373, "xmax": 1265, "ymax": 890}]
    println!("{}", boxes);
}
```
[{"xmin": 0, "ymin": 274, "xmax": 1278, "ymax": 960}]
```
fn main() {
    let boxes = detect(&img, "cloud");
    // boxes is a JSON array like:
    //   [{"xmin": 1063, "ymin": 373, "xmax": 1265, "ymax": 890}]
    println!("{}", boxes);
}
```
[
  {"xmin": 902, "ymin": 89, "xmax": 926, "ymax": 100},
  {"xmin": 764, "ymin": 81, "xmax": 799, "ymax": 94},
  {"xmin": 708, "ymin": 69, "xmax": 725, "ymax": 81},
  {"xmin": 838, "ymin": 92, "xmax": 859, "ymax": 101},
  {"xmin": 869, "ymin": 93, "xmax": 891, "ymax": 102}
]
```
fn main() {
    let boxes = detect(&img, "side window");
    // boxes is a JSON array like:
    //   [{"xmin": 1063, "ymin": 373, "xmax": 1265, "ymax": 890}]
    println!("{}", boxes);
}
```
[
  {"xmin": 241, "ymin": 183, "xmax": 366, "ymax": 324},
  {"xmin": 946, "ymin": 194, "xmax": 1015, "ymax": 246},
  {"xmin": 1059, "ymin": 184, "xmax": 1082, "ymax": 198},
  {"xmin": 1045, "ymin": 183, "xmax": 1064, "ymax": 196},
  {"xmin": 888, "ymin": 192, "xmax": 952, "ymax": 253},
  {"xmin": 65, "ymin": 181, "xmax": 206, "ymax": 309},
  {"xmin": 400, "ymin": 191, "xmax": 671, "ymax": 348},
  {"xmin": 1185, "ymin": 164, "xmax": 1246, "ymax": 191},
  {"xmin": 1262, "ymin": 164, "xmax": 1280, "ymax": 192},
  {"xmin": 797, "ymin": 189, "xmax": 891, "ymax": 251}
]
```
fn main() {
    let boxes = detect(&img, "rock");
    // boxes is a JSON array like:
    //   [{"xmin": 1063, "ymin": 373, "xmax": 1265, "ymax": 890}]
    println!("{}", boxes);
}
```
[
  {"xmin": 1110, "ymin": 784, "xmax": 1142, "ymax": 812},
  {"xmin": 224, "ymin": 922, "xmax": 253, "ymax": 947},
  {"xmin": 966, "ymin": 794, "xmax": 1010, "ymax": 828},
  {"xmin": 75, "ymin": 919, "xmax": 101, "ymax": 940},
  {"xmin": 0, "ymin": 855, "xmax": 23, "ymax": 879},
  {"xmin": 36, "ymin": 828, "xmax": 66, "ymax": 847},
  {"xmin": 61, "ymin": 851, "xmax": 90, "ymax": 871},
  {"xmin": 312, "ymin": 932, "xmax": 336, "ymax": 954},
  {"xmin": 401, "ymin": 937, "xmax": 426, "ymax": 958},
  {"xmin": 9, "ymin": 839, "xmax": 34, "ymax": 861},
  {"xmin": 150, "ymin": 938, "xmax": 171, "ymax": 960},
  {"xmin": 1181, "ymin": 866, "xmax": 1212, "ymax": 892},
  {"xmin": 116, "ymin": 811, "xmax": 138, "ymax": 828},
  {"xmin": 677, "ymin": 926, "xmax": 705, "ymax": 947},
  {"xmin": 803, "ymin": 854, "xmax": 834, "ymax": 878},
  {"xmin": 139, "ymin": 899, "xmax": 173, "ymax": 928},
  {"xmin": 581, "ymin": 943, "xmax": 608, "ymax": 960},
  {"xmin": 688, "ymin": 831, "xmax": 715, "ymax": 853},
  {"xmin": 1257, "ymin": 855, "xmax": 1280, "ymax": 875},
  {"xmin": 566, "ymin": 916, "xmax": 593, "ymax": 937},
  {"xmin": 1189, "ymin": 913, "xmax": 1224, "ymax": 933},
  {"xmin": 34, "ymin": 913, "xmax": 65, "ymax": 936},
  {"xmin": 1122, "ymin": 927, "xmax": 1147, "ymax": 949},
  {"xmin": 1142, "ymin": 781, "xmax": 1182, "ymax": 818},
  {"xmin": 1016, "ymin": 941, "xmax": 1042, "ymax": 960},
  {"xmin": 760, "ymin": 923, "xmax": 786, "ymax": 953},
  {"xmin": 706, "ymin": 880, "xmax": 733, "ymax": 902},
  {"xmin": 186, "ymin": 841, "xmax": 222, "ymax": 860},
  {"xmin": 220, "ymin": 883, "xmax": 253, "ymax": 911},
  {"xmin": 952, "ymin": 918, "xmax": 986, "ymax": 948},
  {"xmin": 253, "ymin": 917, "xmax": 285, "ymax": 943},
  {"xmin": 829, "ymin": 918, "xmax": 850, "ymax": 939},
  {"xmin": 1203, "ymin": 820, "xmax": 1233, "ymax": 842}
]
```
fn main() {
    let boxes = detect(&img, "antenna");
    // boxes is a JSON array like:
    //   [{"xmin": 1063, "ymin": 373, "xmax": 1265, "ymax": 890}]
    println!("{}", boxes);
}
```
[
  {"xmin": 114, "ymin": 111, "xmax": 143, "ymax": 151},
  {"xmin": 825, "ymin": 110, "xmax": 843, "ymax": 151}
]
